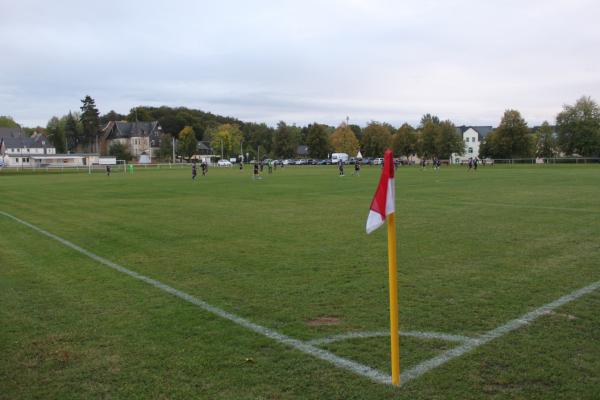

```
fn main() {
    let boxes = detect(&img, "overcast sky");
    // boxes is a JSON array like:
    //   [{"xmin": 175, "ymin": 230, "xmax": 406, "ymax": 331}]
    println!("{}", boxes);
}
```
[{"xmin": 1, "ymin": 0, "xmax": 599, "ymax": 128}]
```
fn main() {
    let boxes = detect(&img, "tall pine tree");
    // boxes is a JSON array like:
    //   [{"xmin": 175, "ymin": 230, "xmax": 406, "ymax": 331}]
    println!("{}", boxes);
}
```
[{"xmin": 80, "ymin": 95, "xmax": 100, "ymax": 152}]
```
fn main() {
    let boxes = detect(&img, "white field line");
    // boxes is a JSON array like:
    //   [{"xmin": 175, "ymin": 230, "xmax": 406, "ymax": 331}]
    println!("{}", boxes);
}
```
[
  {"xmin": 400, "ymin": 278, "xmax": 600, "ymax": 386},
  {"xmin": 0, "ymin": 211, "xmax": 391, "ymax": 385},
  {"xmin": 4, "ymin": 210, "xmax": 600, "ymax": 388},
  {"xmin": 307, "ymin": 331, "xmax": 472, "ymax": 346}
]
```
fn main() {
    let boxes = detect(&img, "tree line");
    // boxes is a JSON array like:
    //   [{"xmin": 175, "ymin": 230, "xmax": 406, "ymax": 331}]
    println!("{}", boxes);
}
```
[{"xmin": 3, "ymin": 95, "xmax": 599, "ymax": 160}]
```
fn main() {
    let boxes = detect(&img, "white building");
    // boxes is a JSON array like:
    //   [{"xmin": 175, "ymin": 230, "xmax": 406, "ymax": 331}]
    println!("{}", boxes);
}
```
[
  {"xmin": 0, "ymin": 128, "xmax": 56, "ymax": 167},
  {"xmin": 451, "ymin": 126, "xmax": 493, "ymax": 164}
]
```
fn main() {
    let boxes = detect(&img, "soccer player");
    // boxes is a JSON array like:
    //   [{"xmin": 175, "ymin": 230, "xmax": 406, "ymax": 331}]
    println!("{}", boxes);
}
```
[
  {"xmin": 106, "ymin": 165, "xmax": 111, "ymax": 176},
  {"xmin": 353, "ymin": 159, "xmax": 361, "ymax": 176},
  {"xmin": 253, "ymin": 162, "xmax": 259, "ymax": 180},
  {"xmin": 468, "ymin": 158, "xmax": 473, "ymax": 171},
  {"xmin": 201, "ymin": 160, "xmax": 208, "ymax": 176},
  {"xmin": 338, "ymin": 159, "xmax": 345, "ymax": 176},
  {"xmin": 474, "ymin": 157, "xmax": 479, "ymax": 171},
  {"xmin": 192, "ymin": 162, "xmax": 197, "ymax": 180},
  {"xmin": 268, "ymin": 160, "xmax": 273, "ymax": 174}
]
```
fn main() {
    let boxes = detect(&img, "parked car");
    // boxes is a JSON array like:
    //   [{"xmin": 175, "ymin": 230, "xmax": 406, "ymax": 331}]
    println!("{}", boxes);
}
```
[
  {"xmin": 217, "ymin": 159, "xmax": 232, "ymax": 167},
  {"xmin": 362, "ymin": 157, "xmax": 373, "ymax": 165},
  {"xmin": 373, "ymin": 157, "xmax": 384, "ymax": 165}
]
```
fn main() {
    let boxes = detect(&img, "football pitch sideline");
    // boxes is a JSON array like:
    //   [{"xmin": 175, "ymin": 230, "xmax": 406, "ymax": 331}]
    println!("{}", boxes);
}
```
[{"xmin": 1, "ymin": 165, "xmax": 599, "ymax": 399}]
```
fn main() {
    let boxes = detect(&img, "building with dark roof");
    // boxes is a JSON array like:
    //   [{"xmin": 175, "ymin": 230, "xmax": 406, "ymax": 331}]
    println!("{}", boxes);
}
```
[
  {"xmin": 100, "ymin": 121, "xmax": 163, "ymax": 162},
  {"xmin": 1, "ymin": 127, "xmax": 56, "ymax": 167}
]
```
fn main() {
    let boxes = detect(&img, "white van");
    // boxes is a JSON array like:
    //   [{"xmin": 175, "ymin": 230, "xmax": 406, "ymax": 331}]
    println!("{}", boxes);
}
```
[{"xmin": 331, "ymin": 153, "xmax": 349, "ymax": 164}]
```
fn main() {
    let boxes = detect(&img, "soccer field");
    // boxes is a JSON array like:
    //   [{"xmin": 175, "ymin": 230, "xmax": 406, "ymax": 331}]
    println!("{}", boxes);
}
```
[{"xmin": 1, "ymin": 164, "xmax": 599, "ymax": 399}]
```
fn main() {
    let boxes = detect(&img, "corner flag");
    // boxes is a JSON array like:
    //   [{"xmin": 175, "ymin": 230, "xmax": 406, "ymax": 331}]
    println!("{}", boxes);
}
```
[
  {"xmin": 365, "ymin": 149, "xmax": 400, "ymax": 385},
  {"xmin": 366, "ymin": 149, "xmax": 395, "ymax": 234}
]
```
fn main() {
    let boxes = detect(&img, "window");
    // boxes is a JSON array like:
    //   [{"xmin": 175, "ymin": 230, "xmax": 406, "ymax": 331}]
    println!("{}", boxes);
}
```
[
  {"xmin": 16, "ymin": 157, "xmax": 19, "ymax": 162},
  {"xmin": 472, "ymin": 137, "xmax": 476, "ymax": 142},
  {"xmin": 468, "ymin": 147, "xmax": 473, "ymax": 154}
]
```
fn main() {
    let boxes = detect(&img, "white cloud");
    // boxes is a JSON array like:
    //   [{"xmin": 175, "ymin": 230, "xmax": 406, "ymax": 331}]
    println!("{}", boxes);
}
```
[{"xmin": 1, "ymin": 0, "xmax": 599, "ymax": 127}]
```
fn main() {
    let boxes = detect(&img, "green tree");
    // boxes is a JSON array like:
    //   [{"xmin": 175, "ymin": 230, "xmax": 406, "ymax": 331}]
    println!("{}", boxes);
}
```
[
  {"xmin": 490, "ymin": 109, "xmax": 533, "ymax": 158},
  {"xmin": 420, "ymin": 113, "xmax": 440, "ymax": 127},
  {"xmin": 535, "ymin": 121, "xmax": 557, "ymax": 158},
  {"xmin": 272, "ymin": 121, "xmax": 299, "ymax": 158},
  {"xmin": 158, "ymin": 134, "xmax": 174, "ymax": 161},
  {"xmin": 329, "ymin": 123, "xmax": 359, "ymax": 156},
  {"xmin": 80, "ymin": 95, "xmax": 100, "ymax": 152},
  {"xmin": 0, "ymin": 115, "xmax": 20, "ymax": 128},
  {"xmin": 349, "ymin": 124, "xmax": 363, "ymax": 142},
  {"xmin": 46, "ymin": 117, "xmax": 66, "ymax": 153},
  {"xmin": 108, "ymin": 141, "xmax": 132, "ymax": 161},
  {"xmin": 362, "ymin": 122, "xmax": 392, "ymax": 157},
  {"xmin": 127, "ymin": 107, "xmax": 154, "ymax": 122},
  {"xmin": 435, "ymin": 120, "xmax": 463, "ymax": 159},
  {"xmin": 419, "ymin": 121, "xmax": 438, "ymax": 157},
  {"xmin": 178, "ymin": 126, "xmax": 198, "ymax": 161},
  {"xmin": 208, "ymin": 124, "xmax": 243, "ymax": 159},
  {"xmin": 244, "ymin": 122, "xmax": 274, "ymax": 156},
  {"xmin": 65, "ymin": 112, "xmax": 84, "ymax": 151},
  {"xmin": 100, "ymin": 110, "xmax": 126, "ymax": 124},
  {"xmin": 392, "ymin": 123, "xmax": 416, "ymax": 158},
  {"xmin": 556, "ymin": 96, "xmax": 600, "ymax": 156},
  {"xmin": 305, "ymin": 123, "xmax": 331, "ymax": 158}
]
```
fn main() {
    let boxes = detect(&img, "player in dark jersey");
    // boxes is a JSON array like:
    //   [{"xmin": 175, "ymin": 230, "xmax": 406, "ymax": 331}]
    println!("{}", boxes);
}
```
[
  {"xmin": 192, "ymin": 162, "xmax": 197, "ymax": 180},
  {"xmin": 353, "ymin": 159, "xmax": 361, "ymax": 176},
  {"xmin": 338, "ymin": 159, "xmax": 345, "ymax": 176}
]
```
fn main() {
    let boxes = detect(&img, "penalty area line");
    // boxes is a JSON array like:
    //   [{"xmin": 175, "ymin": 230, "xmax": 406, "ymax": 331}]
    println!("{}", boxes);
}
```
[{"xmin": 0, "ymin": 211, "xmax": 391, "ymax": 385}]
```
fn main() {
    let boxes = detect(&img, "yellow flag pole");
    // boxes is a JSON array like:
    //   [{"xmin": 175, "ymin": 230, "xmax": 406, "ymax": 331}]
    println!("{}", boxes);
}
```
[{"xmin": 387, "ymin": 212, "xmax": 400, "ymax": 385}]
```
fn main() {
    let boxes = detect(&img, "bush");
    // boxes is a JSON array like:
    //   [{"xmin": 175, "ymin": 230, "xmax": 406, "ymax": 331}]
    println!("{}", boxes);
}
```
[{"xmin": 109, "ymin": 142, "xmax": 132, "ymax": 161}]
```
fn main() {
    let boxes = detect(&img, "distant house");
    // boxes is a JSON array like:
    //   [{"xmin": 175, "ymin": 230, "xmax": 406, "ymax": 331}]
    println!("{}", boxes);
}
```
[
  {"xmin": 100, "ymin": 121, "xmax": 163, "ymax": 162},
  {"xmin": 0, "ymin": 127, "xmax": 56, "ymax": 167},
  {"xmin": 196, "ymin": 141, "xmax": 212, "ymax": 155},
  {"xmin": 451, "ymin": 126, "xmax": 493, "ymax": 164}
]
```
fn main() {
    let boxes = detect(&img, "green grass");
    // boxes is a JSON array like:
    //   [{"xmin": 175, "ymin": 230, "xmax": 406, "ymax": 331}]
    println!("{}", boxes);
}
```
[{"xmin": 1, "ymin": 164, "xmax": 599, "ymax": 399}]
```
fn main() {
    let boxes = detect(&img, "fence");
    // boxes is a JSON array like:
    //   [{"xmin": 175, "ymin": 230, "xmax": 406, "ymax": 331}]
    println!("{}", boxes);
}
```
[
  {"xmin": 491, "ymin": 157, "xmax": 600, "ymax": 164},
  {"xmin": 0, "ymin": 162, "xmax": 220, "ymax": 175}
]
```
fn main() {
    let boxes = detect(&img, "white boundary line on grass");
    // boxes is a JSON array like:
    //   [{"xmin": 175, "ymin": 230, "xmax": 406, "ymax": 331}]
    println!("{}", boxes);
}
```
[
  {"xmin": 400, "ymin": 278, "xmax": 600, "ymax": 385},
  {"xmin": 307, "ymin": 330, "xmax": 472, "ymax": 346},
  {"xmin": 0, "ymin": 211, "xmax": 391, "ymax": 385},
  {"xmin": 3, "ymin": 210, "xmax": 600, "ymax": 388}
]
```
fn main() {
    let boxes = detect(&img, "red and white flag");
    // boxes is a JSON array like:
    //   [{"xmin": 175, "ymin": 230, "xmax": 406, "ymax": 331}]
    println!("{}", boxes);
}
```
[{"xmin": 366, "ymin": 149, "xmax": 395, "ymax": 234}]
